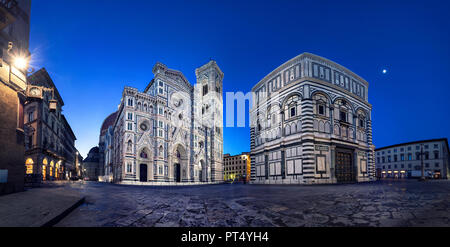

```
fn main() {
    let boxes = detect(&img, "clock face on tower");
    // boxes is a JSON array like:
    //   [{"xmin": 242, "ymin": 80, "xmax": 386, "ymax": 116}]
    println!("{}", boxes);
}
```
[{"xmin": 29, "ymin": 87, "xmax": 41, "ymax": 98}]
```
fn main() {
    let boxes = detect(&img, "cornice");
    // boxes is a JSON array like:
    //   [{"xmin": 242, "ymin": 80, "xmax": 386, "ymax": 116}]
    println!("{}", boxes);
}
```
[{"xmin": 252, "ymin": 52, "xmax": 369, "ymax": 92}]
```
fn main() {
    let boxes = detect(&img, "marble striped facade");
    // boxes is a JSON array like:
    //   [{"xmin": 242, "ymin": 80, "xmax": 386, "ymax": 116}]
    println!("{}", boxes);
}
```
[
  {"xmin": 111, "ymin": 61, "xmax": 224, "ymax": 184},
  {"xmin": 250, "ymin": 53, "xmax": 375, "ymax": 184}
]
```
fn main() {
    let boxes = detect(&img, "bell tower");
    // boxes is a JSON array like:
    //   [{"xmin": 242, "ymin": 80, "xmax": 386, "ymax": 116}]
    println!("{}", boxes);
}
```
[{"xmin": 195, "ymin": 60, "xmax": 224, "ymax": 182}]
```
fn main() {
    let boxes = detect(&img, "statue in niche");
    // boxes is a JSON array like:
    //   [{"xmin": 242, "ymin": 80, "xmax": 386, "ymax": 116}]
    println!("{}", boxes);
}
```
[{"xmin": 127, "ymin": 140, "xmax": 132, "ymax": 152}]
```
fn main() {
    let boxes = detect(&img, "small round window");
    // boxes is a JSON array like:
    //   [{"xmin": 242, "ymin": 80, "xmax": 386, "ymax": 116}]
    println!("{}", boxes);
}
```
[{"xmin": 140, "ymin": 123, "xmax": 148, "ymax": 131}]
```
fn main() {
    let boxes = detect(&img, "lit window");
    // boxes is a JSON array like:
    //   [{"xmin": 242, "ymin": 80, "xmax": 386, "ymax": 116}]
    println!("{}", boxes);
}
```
[{"xmin": 25, "ymin": 158, "xmax": 33, "ymax": 174}]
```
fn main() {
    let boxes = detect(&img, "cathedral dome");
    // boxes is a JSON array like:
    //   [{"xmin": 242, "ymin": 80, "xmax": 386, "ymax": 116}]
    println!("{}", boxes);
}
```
[
  {"xmin": 84, "ymin": 146, "xmax": 100, "ymax": 163},
  {"xmin": 100, "ymin": 111, "xmax": 118, "ymax": 136}
]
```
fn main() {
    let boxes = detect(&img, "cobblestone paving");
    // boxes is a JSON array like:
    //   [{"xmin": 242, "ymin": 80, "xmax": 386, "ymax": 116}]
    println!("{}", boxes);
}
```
[{"xmin": 55, "ymin": 180, "xmax": 450, "ymax": 227}]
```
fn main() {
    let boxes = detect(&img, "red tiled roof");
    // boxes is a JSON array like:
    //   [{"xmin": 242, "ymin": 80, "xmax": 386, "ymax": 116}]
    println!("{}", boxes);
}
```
[{"xmin": 100, "ymin": 111, "xmax": 118, "ymax": 135}]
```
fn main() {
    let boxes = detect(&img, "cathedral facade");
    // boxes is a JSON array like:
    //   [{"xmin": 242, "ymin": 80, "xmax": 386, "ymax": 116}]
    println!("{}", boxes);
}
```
[
  {"xmin": 250, "ymin": 53, "xmax": 375, "ymax": 184},
  {"xmin": 111, "ymin": 60, "xmax": 224, "ymax": 184}
]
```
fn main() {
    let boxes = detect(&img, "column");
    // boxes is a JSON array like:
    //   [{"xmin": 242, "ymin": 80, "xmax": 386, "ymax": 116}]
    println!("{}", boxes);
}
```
[
  {"xmin": 301, "ymin": 85, "xmax": 315, "ymax": 182},
  {"xmin": 366, "ymin": 117, "xmax": 375, "ymax": 180},
  {"xmin": 329, "ymin": 106, "xmax": 334, "ymax": 135},
  {"xmin": 330, "ymin": 145, "xmax": 336, "ymax": 182},
  {"xmin": 250, "ymin": 127, "xmax": 256, "ymax": 182}
]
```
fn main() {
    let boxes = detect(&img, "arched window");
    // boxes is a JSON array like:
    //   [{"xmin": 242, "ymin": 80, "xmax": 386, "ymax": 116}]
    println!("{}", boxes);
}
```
[
  {"xmin": 335, "ymin": 99, "xmax": 351, "ymax": 123},
  {"xmin": 137, "ymin": 102, "xmax": 142, "ymax": 110},
  {"xmin": 283, "ymin": 95, "xmax": 301, "ymax": 121},
  {"xmin": 149, "ymin": 105, "xmax": 154, "ymax": 114},
  {"xmin": 144, "ymin": 104, "xmax": 147, "ymax": 112},
  {"xmin": 159, "ymin": 146, "xmax": 163, "ymax": 156},
  {"xmin": 357, "ymin": 109, "xmax": 366, "ymax": 129},
  {"xmin": 313, "ymin": 93, "xmax": 328, "ymax": 116},
  {"xmin": 176, "ymin": 150, "xmax": 181, "ymax": 158},
  {"xmin": 359, "ymin": 116, "xmax": 365, "ymax": 128},
  {"xmin": 25, "ymin": 158, "xmax": 34, "ymax": 174},
  {"xmin": 26, "ymin": 158, "xmax": 34, "ymax": 165}
]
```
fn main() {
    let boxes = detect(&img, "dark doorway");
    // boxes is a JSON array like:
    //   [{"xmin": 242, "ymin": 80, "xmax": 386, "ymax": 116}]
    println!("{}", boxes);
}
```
[
  {"xmin": 335, "ymin": 151, "xmax": 355, "ymax": 183},
  {"xmin": 175, "ymin": 163, "xmax": 181, "ymax": 182},
  {"xmin": 139, "ymin": 164, "xmax": 147, "ymax": 182}
]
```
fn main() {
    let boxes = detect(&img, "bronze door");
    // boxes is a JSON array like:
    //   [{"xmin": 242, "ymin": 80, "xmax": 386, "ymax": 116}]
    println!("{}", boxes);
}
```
[
  {"xmin": 336, "ymin": 152, "xmax": 355, "ymax": 182},
  {"xmin": 175, "ymin": 163, "xmax": 181, "ymax": 182},
  {"xmin": 139, "ymin": 164, "xmax": 147, "ymax": 182}
]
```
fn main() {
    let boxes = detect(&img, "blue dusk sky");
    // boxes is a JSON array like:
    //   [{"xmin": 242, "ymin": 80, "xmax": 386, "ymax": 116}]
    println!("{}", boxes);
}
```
[{"xmin": 29, "ymin": 0, "xmax": 450, "ymax": 158}]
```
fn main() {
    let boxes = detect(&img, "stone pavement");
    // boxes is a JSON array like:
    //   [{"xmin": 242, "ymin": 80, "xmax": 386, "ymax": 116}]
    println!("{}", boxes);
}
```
[
  {"xmin": 56, "ymin": 180, "xmax": 450, "ymax": 227},
  {"xmin": 0, "ymin": 181, "xmax": 84, "ymax": 227}
]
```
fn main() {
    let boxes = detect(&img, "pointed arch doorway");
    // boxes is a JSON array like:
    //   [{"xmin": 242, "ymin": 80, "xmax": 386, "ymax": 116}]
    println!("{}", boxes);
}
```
[{"xmin": 173, "ymin": 144, "xmax": 187, "ymax": 183}]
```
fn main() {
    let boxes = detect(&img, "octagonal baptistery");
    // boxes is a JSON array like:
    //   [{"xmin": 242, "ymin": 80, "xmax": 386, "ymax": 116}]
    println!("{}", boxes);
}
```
[{"xmin": 250, "ymin": 53, "xmax": 375, "ymax": 185}]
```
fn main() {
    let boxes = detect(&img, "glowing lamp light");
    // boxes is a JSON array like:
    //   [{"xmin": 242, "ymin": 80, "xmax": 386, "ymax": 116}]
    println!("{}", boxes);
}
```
[{"xmin": 13, "ymin": 56, "xmax": 28, "ymax": 70}]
